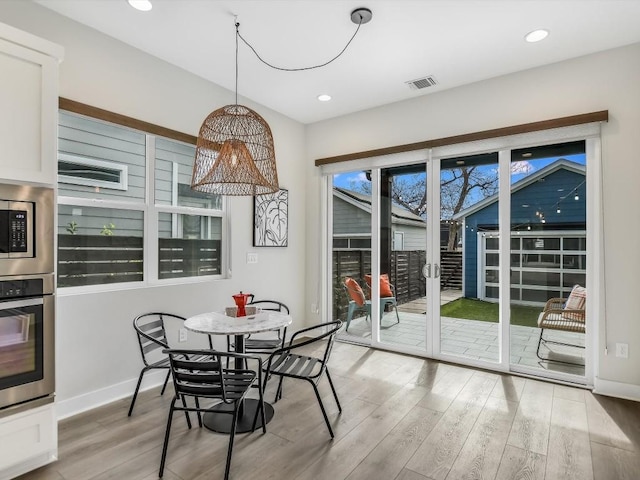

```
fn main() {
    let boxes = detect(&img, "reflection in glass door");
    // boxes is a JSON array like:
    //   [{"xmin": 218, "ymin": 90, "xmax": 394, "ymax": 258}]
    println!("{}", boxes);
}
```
[
  {"xmin": 439, "ymin": 153, "xmax": 500, "ymax": 363},
  {"xmin": 508, "ymin": 141, "xmax": 587, "ymax": 379}
]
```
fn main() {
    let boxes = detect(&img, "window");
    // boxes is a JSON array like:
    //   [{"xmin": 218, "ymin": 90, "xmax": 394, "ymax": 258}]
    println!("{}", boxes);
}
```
[
  {"xmin": 57, "ymin": 110, "xmax": 226, "ymax": 288},
  {"xmin": 58, "ymin": 153, "xmax": 128, "ymax": 190}
]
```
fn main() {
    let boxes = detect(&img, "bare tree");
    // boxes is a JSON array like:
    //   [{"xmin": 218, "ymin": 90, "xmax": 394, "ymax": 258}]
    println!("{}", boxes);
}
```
[{"xmin": 351, "ymin": 167, "xmax": 499, "ymax": 250}]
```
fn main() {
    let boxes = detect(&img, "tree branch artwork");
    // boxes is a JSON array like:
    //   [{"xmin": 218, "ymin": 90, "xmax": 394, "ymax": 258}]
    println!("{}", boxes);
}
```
[{"xmin": 254, "ymin": 189, "xmax": 288, "ymax": 247}]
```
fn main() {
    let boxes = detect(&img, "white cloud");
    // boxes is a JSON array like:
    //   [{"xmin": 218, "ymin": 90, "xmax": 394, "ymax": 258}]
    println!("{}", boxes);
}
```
[{"xmin": 510, "ymin": 161, "xmax": 535, "ymax": 175}]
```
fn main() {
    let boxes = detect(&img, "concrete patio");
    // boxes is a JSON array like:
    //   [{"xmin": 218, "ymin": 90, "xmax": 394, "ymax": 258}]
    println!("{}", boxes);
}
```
[{"xmin": 337, "ymin": 291, "xmax": 585, "ymax": 376}]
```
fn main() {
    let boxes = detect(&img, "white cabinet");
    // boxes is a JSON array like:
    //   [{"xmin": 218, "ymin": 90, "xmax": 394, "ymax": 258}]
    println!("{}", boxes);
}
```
[
  {"xmin": 0, "ymin": 21, "xmax": 61, "ymax": 479},
  {"xmin": 0, "ymin": 22, "xmax": 63, "ymax": 186},
  {"xmin": 0, "ymin": 403, "xmax": 58, "ymax": 480}
]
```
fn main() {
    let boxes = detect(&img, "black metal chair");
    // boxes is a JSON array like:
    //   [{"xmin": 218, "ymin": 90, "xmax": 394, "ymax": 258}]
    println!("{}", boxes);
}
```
[
  {"xmin": 158, "ymin": 349, "xmax": 265, "ymax": 480},
  {"xmin": 128, "ymin": 312, "xmax": 182, "ymax": 416},
  {"xmin": 129, "ymin": 312, "xmax": 213, "ymax": 416},
  {"xmin": 263, "ymin": 320, "xmax": 343, "ymax": 438},
  {"xmin": 227, "ymin": 296, "xmax": 290, "ymax": 356}
]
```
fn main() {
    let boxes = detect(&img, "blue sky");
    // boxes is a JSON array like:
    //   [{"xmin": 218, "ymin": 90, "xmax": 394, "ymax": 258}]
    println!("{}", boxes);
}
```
[{"xmin": 333, "ymin": 154, "xmax": 586, "ymax": 190}]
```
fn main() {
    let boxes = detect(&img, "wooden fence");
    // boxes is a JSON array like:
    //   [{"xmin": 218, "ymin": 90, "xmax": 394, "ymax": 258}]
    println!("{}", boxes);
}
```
[
  {"xmin": 333, "ymin": 250, "xmax": 426, "ymax": 321},
  {"xmin": 58, "ymin": 234, "xmax": 221, "ymax": 287}
]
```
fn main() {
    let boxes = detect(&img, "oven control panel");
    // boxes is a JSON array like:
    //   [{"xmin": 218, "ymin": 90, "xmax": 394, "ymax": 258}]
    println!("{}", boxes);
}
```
[{"xmin": 0, "ymin": 278, "xmax": 44, "ymax": 299}]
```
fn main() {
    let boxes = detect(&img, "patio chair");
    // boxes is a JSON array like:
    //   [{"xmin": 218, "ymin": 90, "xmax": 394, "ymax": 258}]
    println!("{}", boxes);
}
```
[
  {"xmin": 343, "ymin": 277, "xmax": 371, "ymax": 332},
  {"xmin": 129, "ymin": 312, "xmax": 214, "ymax": 417},
  {"xmin": 364, "ymin": 274, "xmax": 400, "ymax": 326},
  {"xmin": 536, "ymin": 285, "xmax": 586, "ymax": 365},
  {"xmin": 226, "ymin": 296, "xmax": 290, "ymax": 368},
  {"xmin": 263, "ymin": 320, "xmax": 343, "ymax": 438},
  {"xmin": 159, "ymin": 349, "xmax": 265, "ymax": 480}
]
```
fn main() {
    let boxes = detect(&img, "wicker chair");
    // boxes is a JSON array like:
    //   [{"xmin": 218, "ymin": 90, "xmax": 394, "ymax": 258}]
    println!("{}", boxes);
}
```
[{"xmin": 536, "ymin": 296, "xmax": 586, "ymax": 365}]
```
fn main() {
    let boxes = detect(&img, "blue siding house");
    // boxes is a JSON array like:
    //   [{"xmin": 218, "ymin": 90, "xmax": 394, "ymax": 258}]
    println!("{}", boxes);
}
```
[{"xmin": 453, "ymin": 159, "xmax": 586, "ymax": 303}]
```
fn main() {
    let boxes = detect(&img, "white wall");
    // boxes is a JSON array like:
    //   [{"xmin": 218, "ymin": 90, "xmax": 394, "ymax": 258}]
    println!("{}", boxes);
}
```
[
  {"xmin": 0, "ymin": 2, "xmax": 306, "ymax": 417},
  {"xmin": 306, "ymin": 42, "xmax": 640, "ymax": 396}
]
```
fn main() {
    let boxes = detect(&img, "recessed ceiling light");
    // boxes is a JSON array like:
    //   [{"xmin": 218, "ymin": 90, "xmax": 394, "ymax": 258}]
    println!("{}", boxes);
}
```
[
  {"xmin": 128, "ymin": 0, "xmax": 153, "ymax": 12},
  {"xmin": 317, "ymin": 94, "xmax": 332, "ymax": 102},
  {"xmin": 525, "ymin": 29, "xmax": 549, "ymax": 43}
]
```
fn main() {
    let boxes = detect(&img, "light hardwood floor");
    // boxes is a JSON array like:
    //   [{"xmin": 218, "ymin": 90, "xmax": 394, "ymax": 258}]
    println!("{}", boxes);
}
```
[{"xmin": 17, "ymin": 342, "xmax": 640, "ymax": 480}]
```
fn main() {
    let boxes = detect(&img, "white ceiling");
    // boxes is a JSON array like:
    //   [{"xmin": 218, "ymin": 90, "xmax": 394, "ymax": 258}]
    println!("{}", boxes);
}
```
[{"xmin": 35, "ymin": 0, "xmax": 640, "ymax": 124}]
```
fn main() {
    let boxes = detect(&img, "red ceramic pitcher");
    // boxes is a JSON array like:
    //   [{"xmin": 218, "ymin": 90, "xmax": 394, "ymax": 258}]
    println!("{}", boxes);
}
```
[{"xmin": 232, "ymin": 291, "xmax": 251, "ymax": 317}]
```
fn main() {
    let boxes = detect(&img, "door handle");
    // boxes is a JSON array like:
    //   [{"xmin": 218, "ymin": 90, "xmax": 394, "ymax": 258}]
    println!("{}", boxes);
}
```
[
  {"xmin": 422, "ymin": 264, "xmax": 431, "ymax": 278},
  {"xmin": 434, "ymin": 264, "xmax": 440, "ymax": 278}
]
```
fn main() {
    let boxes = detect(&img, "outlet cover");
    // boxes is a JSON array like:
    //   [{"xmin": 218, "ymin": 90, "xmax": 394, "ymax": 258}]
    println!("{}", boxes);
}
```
[
  {"xmin": 179, "ymin": 328, "xmax": 187, "ymax": 343},
  {"xmin": 615, "ymin": 343, "xmax": 629, "ymax": 358},
  {"xmin": 247, "ymin": 252, "xmax": 258, "ymax": 264}
]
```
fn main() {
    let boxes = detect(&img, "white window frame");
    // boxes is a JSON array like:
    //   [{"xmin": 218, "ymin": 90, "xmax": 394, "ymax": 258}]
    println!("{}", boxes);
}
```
[
  {"xmin": 58, "ymin": 153, "xmax": 128, "ymax": 191},
  {"xmin": 57, "ymin": 112, "xmax": 228, "ymax": 294}
]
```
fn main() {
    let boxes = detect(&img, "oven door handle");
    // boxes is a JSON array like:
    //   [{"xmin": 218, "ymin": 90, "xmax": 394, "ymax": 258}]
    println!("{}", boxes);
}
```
[{"xmin": 0, "ymin": 297, "xmax": 44, "ymax": 309}]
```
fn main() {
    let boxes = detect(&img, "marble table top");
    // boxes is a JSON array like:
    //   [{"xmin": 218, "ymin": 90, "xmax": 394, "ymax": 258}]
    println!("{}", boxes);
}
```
[{"xmin": 184, "ymin": 310, "xmax": 292, "ymax": 336}]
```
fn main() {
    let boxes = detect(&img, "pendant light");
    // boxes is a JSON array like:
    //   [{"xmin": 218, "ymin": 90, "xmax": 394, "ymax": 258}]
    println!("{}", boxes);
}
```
[
  {"xmin": 191, "ymin": 8, "xmax": 373, "ymax": 196},
  {"xmin": 191, "ymin": 23, "xmax": 279, "ymax": 196}
]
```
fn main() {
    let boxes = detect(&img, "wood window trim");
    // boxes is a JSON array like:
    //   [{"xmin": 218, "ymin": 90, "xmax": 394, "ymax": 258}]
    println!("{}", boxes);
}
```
[
  {"xmin": 59, "ymin": 97, "xmax": 197, "ymax": 145},
  {"xmin": 314, "ymin": 110, "xmax": 608, "ymax": 166}
]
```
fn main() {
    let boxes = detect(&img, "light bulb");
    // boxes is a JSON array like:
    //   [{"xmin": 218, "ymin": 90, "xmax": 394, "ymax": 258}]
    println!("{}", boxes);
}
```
[
  {"xmin": 574, "ymin": 194, "xmax": 579, "ymax": 200},
  {"xmin": 525, "ymin": 29, "xmax": 549, "ymax": 43},
  {"xmin": 557, "ymin": 208, "xmax": 561, "ymax": 213},
  {"xmin": 128, "ymin": 0, "xmax": 152, "ymax": 11}
]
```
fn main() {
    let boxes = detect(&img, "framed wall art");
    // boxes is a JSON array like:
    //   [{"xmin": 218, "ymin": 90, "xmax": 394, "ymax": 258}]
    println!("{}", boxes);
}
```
[{"xmin": 253, "ymin": 188, "xmax": 288, "ymax": 247}]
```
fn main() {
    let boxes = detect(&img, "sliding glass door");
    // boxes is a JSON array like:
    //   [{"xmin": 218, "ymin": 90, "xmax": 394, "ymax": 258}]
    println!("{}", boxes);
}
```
[
  {"xmin": 326, "ymin": 126, "xmax": 598, "ymax": 385},
  {"xmin": 438, "ymin": 153, "xmax": 500, "ymax": 363}
]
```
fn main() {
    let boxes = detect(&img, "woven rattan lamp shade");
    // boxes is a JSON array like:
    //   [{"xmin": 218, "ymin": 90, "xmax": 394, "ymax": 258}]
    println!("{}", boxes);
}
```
[{"xmin": 191, "ymin": 104, "xmax": 279, "ymax": 196}]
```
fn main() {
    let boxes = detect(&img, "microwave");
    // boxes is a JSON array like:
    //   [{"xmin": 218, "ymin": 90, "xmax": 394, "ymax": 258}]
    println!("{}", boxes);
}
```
[
  {"xmin": 0, "ymin": 184, "xmax": 54, "ymax": 276},
  {"xmin": 0, "ymin": 200, "xmax": 33, "ymax": 258}
]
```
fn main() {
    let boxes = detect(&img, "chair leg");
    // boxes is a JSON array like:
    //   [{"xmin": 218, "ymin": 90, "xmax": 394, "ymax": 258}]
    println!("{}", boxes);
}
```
[
  {"xmin": 160, "ymin": 369, "xmax": 171, "ymax": 395},
  {"xmin": 180, "ymin": 394, "xmax": 192, "ymax": 429},
  {"xmin": 346, "ymin": 302, "xmax": 356, "ymax": 332},
  {"xmin": 325, "ymin": 369, "xmax": 342, "ymax": 413},
  {"xmin": 309, "ymin": 379, "xmax": 335, "ymax": 439},
  {"xmin": 275, "ymin": 376, "xmax": 285, "ymax": 403},
  {"xmin": 535, "ymin": 328, "xmax": 585, "ymax": 366},
  {"xmin": 224, "ymin": 403, "xmax": 240, "ymax": 480},
  {"xmin": 194, "ymin": 397, "xmax": 202, "ymax": 428},
  {"xmin": 536, "ymin": 328, "xmax": 545, "ymax": 360},
  {"xmin": 159, "ymin": 397, "xmax": 176, "ymax": 478},
  {"xmin": 252, "ymin": 384, "xmax": 267, "ymax": 434},
  {"xmin": 127, "ymin": 368, "xmax": 147, "ymax": 417}
]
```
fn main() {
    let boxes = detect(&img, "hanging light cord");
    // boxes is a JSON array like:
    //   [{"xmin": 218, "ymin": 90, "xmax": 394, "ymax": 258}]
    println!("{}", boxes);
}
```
[
  {"xmin": 235, "ymin": 22, "xmax": 240, "ymax": 105},
  {"xmin": 236, "ymin": 17, "xmax": 364, "ymax": 72}
]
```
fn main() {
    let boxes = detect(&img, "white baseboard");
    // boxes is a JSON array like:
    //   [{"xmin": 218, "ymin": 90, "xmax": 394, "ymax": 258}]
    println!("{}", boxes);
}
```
[
  {"xmin": 56, "ymin": 370, "xmax": 167, "ymax": 420},
  {"xmin": 593, "ymin": 377, "xmax": 640, "ymax": 402}
]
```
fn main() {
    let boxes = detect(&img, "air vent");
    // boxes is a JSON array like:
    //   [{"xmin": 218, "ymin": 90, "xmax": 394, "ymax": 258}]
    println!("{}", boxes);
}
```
[{"xmin": 406, "ymin": 75, "xmax": 437, "ymax": 90}]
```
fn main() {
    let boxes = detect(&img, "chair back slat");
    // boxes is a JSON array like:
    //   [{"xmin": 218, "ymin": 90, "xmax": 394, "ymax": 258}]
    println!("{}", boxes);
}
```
[
  {"xmin": 248, "ymin": 299, "xmax": 290, "ymax": 314},
  {"xmin": 133, "ymin": 313, "xmax": 185, "ymax": 366},
  {"xmin": 166, "ymin": 350, "xmax": 258, "ymax": 403},
  {"xmin": 141, "ymin": 341, "xmax": 165, "ymax": 355}
]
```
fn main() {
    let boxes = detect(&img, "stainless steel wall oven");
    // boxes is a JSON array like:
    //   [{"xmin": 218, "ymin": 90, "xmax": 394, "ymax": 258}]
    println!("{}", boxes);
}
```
[{"xmin": 0, "ymin": 184, "xmax": 54, "ymax": 412}]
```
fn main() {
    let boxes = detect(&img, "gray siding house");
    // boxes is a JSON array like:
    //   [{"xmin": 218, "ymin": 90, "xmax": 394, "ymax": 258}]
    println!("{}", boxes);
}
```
[{"xmin": 333, "ymin": 187, "xmax": 426, "ymax": 251}]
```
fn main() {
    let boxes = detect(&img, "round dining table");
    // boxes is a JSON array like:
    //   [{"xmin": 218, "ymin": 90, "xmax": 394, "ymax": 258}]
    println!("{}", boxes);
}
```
[{"xmin": 184, "ymin": 309, "xmax": 292, "ymax": 434}]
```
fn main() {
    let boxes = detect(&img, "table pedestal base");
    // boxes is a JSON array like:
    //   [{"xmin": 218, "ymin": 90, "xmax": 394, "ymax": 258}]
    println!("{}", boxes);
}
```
[{"xmin": 203, "ymin": 398, "xmax": 274, "ymax": 434}]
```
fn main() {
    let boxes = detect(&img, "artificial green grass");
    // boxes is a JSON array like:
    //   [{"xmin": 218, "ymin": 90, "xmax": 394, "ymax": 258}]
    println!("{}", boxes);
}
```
[{"xmin": 440, "ymin": 298, "xmax": 540, "ymax": 327}]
